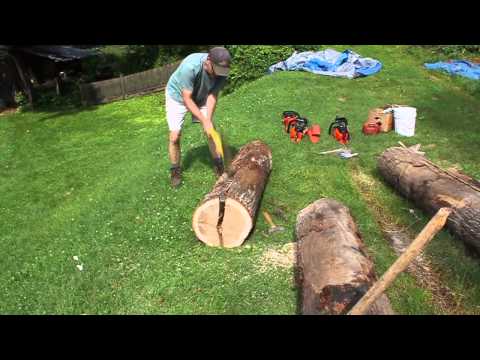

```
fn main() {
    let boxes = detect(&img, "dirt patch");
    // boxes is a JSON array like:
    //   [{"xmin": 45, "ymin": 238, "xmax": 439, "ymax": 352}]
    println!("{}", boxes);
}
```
[
  {"xmin": 258, "ymin": 242, "xmax": 297, "ymax": 273},
  {"xmin": 0, "ymin": 107, "xmax": 18, "ymax": 117},
  {"xmin": 350, "ymin": 165, "xmax": 464, "ymax": 314}
]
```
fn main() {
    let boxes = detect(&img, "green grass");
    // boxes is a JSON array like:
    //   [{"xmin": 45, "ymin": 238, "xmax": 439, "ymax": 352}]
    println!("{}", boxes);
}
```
[{"xmin": 1, "ymin": 45, "xmax": 480, "ymax": 314}]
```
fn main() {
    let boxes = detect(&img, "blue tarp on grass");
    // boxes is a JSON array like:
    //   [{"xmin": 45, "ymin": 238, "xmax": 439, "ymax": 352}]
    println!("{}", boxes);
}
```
[
  {"xmin": 268, "ymin": 49, "xmax": 382, "ymax": 79},
  {"xmin": 425, "ymin": 60, "xmax": 480, "ymax": 80}
]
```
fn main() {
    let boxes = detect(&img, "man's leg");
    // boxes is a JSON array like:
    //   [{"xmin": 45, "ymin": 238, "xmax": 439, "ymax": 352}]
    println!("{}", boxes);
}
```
[
  {"xmin": 168, "ymin": 131, "xmax": 182, "ymax": 187},
  {"xmin": 166, "ymin": 92, "xmax": 188, "ymax": 187},
  {"xmin": 169, "ymin": 130, "xmax": 182, "ymax": 166}
]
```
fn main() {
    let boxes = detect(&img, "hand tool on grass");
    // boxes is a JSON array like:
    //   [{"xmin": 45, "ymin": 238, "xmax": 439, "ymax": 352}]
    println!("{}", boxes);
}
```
[
  {"xmin": 339, "ymin": 149, "xmax": 359, "ymax": 159},
  {"xmin": 263, "ymin": 210, "xmax": 285, "ymax": 236},
  {"xmin": 315, "ymin": 148, "xmax": 358, "ymax": 159},
  {"xmin": 264, "ymin": 199, "xmax": 290, "ymax": 222},
  {"xmin": 347, "ymin": 206, "xmax": 454, "ymax": 315},
  {"xmin": 316, "ymin": 148, "xmax": 345, "ymax": 155}
]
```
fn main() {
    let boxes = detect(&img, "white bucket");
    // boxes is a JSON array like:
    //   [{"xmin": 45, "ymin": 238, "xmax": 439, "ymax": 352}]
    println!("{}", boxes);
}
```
[{"xmin": 392, "ymin": 106, "xmax": 417, "ymax": 137}]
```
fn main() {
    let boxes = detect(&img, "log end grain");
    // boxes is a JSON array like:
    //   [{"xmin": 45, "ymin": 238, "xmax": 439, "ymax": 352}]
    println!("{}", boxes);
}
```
[
  {"xmin": 192, "ymin": 140, "xmax": 272, "ymax": 248},
  {"xmin": 192, "ymin": 194, "xmax": 253, "ymax": 248}
]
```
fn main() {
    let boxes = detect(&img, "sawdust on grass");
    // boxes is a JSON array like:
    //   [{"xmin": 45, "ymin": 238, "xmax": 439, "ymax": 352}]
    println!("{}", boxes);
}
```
[{"xmin": 257, "ymin": 242, "xmax": 297, "ymax": 273}]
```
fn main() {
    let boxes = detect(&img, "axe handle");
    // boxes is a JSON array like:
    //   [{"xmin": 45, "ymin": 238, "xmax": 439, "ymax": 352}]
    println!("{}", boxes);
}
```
[
  {"xmin": 263, "ymin": 211, "xmax": 276, "ymax": 228},
  {"xmin": 348, "ymin": 207, "xmax": 452, "ymax": 315},
  {"xmin": 207, "ymin": 128, "xmax": 224, "ymax": 160}
]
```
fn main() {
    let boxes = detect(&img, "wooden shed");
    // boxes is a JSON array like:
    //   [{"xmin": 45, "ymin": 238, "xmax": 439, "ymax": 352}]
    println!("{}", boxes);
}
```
[{"xmin": 0, "ymin": 45, "xmax": 97, "ymax": 107}]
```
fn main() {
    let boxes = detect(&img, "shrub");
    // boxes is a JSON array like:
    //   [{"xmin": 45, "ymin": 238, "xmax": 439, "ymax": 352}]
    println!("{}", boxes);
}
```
[
  {"xmin": 419, "ymin": 45, "xmax": 480, "ymax": 59},
  {"xmin": 14, "ymin": 91, "xmax": 30, "ymax": 112},
  {"xmin": 153, "ymin": 45, "xmax": 211, "ymax": 68},
  {"xmin": 113, "ymin": 45, "xmax": 211, "ymax": 75},
  {"xmin": 81, "ymin": 53, "xmax": 119, "ymax": 82},
  {"xmin": 122, "ymin": 45, "xmax": 162, "ymax": 74},
  {"xmin": 32, "ymin": 82, "xmax": 82, "ymax": 110},
  {"xmin": 223, "ymin": 45, "xmax": 321, "ymax": 94}
]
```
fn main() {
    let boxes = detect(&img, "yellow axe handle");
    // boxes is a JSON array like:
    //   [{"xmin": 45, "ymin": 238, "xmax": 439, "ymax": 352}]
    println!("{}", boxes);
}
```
[
  {"xmin": 207, "ymin": 128, "xmax": 224, "ymax": 160},
  {"xmin": 263, "ymin": 211, "xmax": 276, "ymax": 228}
]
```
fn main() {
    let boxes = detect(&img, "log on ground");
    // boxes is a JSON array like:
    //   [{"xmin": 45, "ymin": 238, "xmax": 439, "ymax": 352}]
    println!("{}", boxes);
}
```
[
  {"xmin": 192, "ymin": 140, "xmax": 272, "ymax": 248},
  {"xmin": 296, "ymin": 198, "xmax": 395, "ymax": 315},
  {"xmin": 378, "ymin": 145, "xmax": 480, "ymax": 254}
]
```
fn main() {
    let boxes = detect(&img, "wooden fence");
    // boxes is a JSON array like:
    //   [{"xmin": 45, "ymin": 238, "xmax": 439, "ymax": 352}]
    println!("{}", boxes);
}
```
[{"xmin": 79, "ymin": 60, "xmax": 181, "ymax": 106}]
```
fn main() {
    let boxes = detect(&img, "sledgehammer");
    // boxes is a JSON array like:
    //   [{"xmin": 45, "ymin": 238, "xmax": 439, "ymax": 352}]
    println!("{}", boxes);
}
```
[{"xmin": 263, "ymin": 211, "xmax": 285, "ymax": 236}]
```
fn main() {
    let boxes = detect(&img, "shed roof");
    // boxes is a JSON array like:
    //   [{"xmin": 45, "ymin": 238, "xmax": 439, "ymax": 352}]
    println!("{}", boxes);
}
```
[
  {"xmin": 15, "ymin": 46, "xmax": 97, "ymax": 62},
  {"xmin": 0, "ymin": 45, "xmax": 9, "ymax": 58}
]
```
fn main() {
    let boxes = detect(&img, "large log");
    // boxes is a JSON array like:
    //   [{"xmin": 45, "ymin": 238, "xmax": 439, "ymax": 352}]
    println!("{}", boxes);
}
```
[
  {"xmin": 296, "ymin": 198, "xmax": 395, "ymax": 315},
  {"xmin": 192, "ymin": 140, "xmax": 272, "ymax": 248},
  {"xmin": 378, "ymin": 145, "xmax": 480, "ymax": 254}
]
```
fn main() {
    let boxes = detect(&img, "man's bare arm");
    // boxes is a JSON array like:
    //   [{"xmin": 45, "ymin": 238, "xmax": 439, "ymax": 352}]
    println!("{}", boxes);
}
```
[
  {"xmin": 205, "ymin": 93, "xmax": 217, "ymax": 122},
  {"xmin": 182, "ymin": 89, "xmax": 213, "ymax": 132}
]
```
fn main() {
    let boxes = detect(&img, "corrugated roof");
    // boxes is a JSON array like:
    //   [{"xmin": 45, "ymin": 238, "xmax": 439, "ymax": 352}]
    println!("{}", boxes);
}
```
[
  {"xmin": 0, "ymin": 45, "xmax": 9, "ymax": 58},
  {"xmin": 16, "ymin": 46, "xmax": 97, "ymax": 62}
]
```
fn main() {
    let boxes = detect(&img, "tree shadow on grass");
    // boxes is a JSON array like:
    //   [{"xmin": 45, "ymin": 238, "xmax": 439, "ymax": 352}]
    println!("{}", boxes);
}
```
[{"xmin": 36, "ymin": 104, "xmax": 100, "ymax": 122}]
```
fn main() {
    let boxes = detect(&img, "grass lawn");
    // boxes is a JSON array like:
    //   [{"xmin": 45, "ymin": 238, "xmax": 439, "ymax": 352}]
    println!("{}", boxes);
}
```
[{"xmin": 1, "ymin": 45, "xmax": 480, "ymax": 314}]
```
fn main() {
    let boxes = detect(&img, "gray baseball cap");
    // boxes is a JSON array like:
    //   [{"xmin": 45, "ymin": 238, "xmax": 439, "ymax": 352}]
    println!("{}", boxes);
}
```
[{"xmin": 209, "ymin": 47, "xmax": 231, "ymax": 77}]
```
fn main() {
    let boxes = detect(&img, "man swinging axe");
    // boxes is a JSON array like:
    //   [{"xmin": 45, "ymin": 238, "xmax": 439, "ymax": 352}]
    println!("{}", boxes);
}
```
[{"xmin": 165, "ymin": 47, "xmax": 231, "ymax": 188}]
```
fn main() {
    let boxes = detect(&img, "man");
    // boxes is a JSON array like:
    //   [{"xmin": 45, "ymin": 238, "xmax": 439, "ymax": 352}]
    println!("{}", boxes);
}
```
[{"xmin": 165, "ymin": 46, "xmax": 231, "ymax": 188}]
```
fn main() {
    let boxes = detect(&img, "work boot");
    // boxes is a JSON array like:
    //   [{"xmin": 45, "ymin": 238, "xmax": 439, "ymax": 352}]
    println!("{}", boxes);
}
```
[
  {"xmin": 170, "ymin": 166, "xmax": 182, "ymax": 188},
  {"xmin": 213, "ymin": 157, "xmax": 224, "ymax": 178}
]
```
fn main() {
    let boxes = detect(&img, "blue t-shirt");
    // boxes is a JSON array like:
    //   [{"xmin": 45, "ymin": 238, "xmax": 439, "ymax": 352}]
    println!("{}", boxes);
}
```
[{"xmin": 166, "ymin": 53, "xmax": 227, "ymax": 105}]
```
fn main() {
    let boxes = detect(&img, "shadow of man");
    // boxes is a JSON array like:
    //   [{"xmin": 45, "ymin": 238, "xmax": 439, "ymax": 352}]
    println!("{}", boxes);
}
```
[{"xmin": 183, "ymin": 144, "xmax": 238, "ymax": 172}]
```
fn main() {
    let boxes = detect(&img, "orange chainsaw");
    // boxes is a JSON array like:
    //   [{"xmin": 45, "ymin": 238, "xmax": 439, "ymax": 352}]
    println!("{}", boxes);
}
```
[
  {"xmin": 328, "ymin": 116, "xmax": 351, "ymax": 145},
  {"xmin": 282, "ymin": 111, "xmax": 321, "ymax": 144}
]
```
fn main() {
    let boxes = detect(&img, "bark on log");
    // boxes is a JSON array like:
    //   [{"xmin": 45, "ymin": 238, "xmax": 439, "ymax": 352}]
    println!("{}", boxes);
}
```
[
  {"xmin": 296, "ymin": 198, "xmax": 395, "ymax": 315},
  {"xmin": 378, "ymin": 146, "xmax": 480, "ymax": 254},
  {"xmin": 192, "ymin": 140, "xmax": 272, "ymax": 248}
]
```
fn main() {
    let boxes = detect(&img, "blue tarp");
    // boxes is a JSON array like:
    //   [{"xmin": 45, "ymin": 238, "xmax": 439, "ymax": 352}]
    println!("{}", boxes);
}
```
[
  {"xmin": 268, "ymin": 49, "xmax": 382, "ymax": 79},
  {"xmin": 424, "ymin": 60, "xmax": 480, "ymax": 80}
]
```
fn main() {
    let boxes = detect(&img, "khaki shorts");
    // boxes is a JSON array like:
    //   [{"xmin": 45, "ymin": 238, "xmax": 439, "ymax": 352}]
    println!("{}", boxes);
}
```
[{"xmin": 165, "ymin": 91, "xmax": 208, "ymax": 132}]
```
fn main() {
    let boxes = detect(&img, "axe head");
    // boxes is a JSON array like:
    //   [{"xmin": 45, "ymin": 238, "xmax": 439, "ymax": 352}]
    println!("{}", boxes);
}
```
[{"xmin": 268, "ymin": 225, "xmax": 285, "ymax": 235}]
